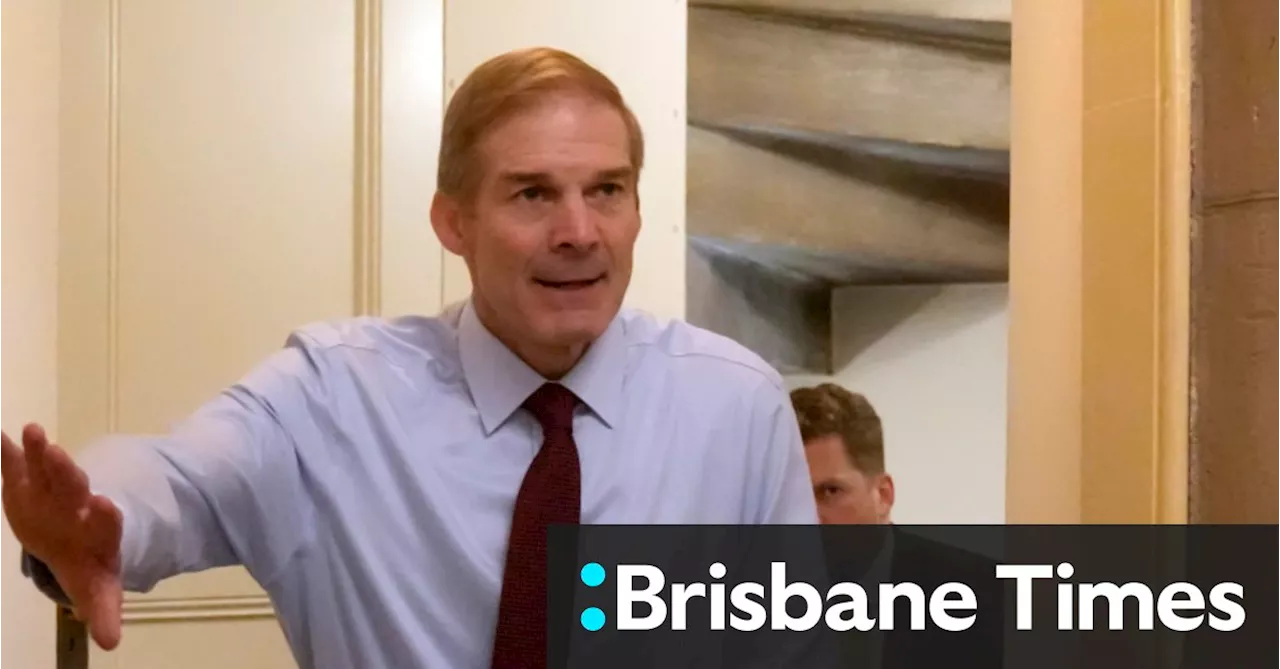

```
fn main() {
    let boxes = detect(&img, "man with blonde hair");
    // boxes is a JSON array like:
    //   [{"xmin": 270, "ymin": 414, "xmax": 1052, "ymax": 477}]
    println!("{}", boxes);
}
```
[
  {"xmin": 790, "ymin": 382, "xmax": 1004, "ymax": 668},
  {"xmin": 3, "ymin": 48, "xmax": 817, "ymax": 668},
  {"xmin": 790, "ymin": 383, "xmax": 894, "ymax": 525}
]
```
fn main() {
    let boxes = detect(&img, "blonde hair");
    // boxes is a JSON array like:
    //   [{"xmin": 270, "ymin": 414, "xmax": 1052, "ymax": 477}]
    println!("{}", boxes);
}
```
[{"xmin": 437, "ymin": 47, "xmax": 645, "ymax": 199}]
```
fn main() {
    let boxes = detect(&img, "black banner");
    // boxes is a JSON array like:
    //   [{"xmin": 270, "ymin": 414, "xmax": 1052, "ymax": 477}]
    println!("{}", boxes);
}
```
[{"xmin": 547, "ymin": 524, "xmax": 1277, "ymax": 668}]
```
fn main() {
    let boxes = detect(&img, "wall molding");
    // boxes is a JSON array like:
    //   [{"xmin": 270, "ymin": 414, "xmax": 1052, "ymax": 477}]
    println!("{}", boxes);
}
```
[
  {"xmin": 354, "ymin": 0, "xmax": 385, "ymax": 316},
  {"xmin": 107, "ymin": 0, "xmax": 122, "ymax": 432},
  {"xmin": 1155, "ymin": 0, "xmax": 1192, "ymax": 524},
  {"xmin": 378, "ymin": 0, "xmax": 446, "ymax": 317},
  {"xmin": 122, "ymin": 595, "xmax": 277, "ymax": 623}
]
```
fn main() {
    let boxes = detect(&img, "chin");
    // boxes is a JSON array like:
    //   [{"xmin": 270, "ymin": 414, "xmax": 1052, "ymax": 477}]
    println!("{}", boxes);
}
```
[
  {"xmin": 534, "ymin": 311, "xmax": 610, "ymax": 347},
  {"xmin": 521, "ymin": 283, "xmax": 624, "ymax": 344},
  {"xmin": 545, "ymin": 320, "xmax": 607, "ymax": 346}
]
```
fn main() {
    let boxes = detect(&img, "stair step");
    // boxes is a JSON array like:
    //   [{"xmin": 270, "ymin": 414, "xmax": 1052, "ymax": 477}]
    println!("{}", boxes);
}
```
[
  {"xmin": 687, "ymin": 125, "xmax": 1009, "ymax": 284},
  {"xmin": 702, "ymin": 122, "xmax": 1008, "ymax": 184},
  {"xmin": 686, "ymin": 242, "xmax": 832, "ymax": 374},
  {"xmin": 689, "ymin": 6, "xmax": 1010, "ymax": 150},
  {"xmin": 690, "ymin": 0, "xmax": 1009, "ymax": 24}
]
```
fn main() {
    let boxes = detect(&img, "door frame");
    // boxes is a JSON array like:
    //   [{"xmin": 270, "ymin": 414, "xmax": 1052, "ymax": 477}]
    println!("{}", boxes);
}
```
[{"xmin": 1006, "ymin": 0, "xmax": 1192, "ymax": 523}]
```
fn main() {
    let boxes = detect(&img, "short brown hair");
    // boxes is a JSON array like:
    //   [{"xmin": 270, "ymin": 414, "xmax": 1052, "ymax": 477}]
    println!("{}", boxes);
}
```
[
  {"xmin": 790, "ymin": 383, "xmax": 885, "ymax": 474},
  {"xmin": 437, "ymin": 47, "xmax": 645, "ymax": 199}
]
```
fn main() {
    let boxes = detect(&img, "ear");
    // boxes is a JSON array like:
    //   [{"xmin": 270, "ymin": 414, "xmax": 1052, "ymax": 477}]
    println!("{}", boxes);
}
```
[
  {"xmin": 430, "ymin": 191, "xmax": 466, "ymax": 257},
  {"xmin": 874, "ymin": 473, "xmax": 895, "ymax": 522}
]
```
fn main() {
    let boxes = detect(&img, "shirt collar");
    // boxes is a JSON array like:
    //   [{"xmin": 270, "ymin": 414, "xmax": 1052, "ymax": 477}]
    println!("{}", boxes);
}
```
[{"xmin": 457, "ymin": 299, "xmax": 626, "ymax": 435}]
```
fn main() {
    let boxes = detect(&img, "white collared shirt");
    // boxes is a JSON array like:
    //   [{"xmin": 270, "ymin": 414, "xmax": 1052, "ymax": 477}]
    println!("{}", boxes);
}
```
[{"xmin": 69, "ymin": 300, "xmax": 819, "ymax": 668}]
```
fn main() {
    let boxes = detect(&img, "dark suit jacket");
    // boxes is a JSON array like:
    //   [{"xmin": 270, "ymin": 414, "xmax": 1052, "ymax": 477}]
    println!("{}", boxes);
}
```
[{"xmin": 831, "ymin": 526, "xmax": 1005, "ymax": 669}]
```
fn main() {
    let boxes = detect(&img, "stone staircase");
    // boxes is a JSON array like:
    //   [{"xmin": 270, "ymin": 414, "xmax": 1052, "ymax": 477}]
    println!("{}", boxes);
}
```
[{"xmin": 684, "ymin": 0, "xmax": 1011, "ymax": 373}]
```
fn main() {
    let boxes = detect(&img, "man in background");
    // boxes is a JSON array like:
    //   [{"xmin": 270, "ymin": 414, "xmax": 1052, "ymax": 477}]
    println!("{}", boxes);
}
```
[
  {"xmin": 791, "ymin": 382, "xmax": 1005, "ymax": 668},
  {"xmin": 790, "ymin": 383, "xmax": 894, "ymax": 525}
]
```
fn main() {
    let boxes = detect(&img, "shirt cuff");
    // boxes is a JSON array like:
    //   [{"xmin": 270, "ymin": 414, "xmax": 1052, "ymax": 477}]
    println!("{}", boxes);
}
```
[{"xmin": 20, "ymin": 550, "xmax": 73, "ymax": 607}]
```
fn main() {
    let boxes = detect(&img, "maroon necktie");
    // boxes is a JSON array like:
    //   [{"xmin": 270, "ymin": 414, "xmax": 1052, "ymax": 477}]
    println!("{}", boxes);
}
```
[{"xmin": 490, "ymin": 383, "xmax": 581, "ymax": 669}]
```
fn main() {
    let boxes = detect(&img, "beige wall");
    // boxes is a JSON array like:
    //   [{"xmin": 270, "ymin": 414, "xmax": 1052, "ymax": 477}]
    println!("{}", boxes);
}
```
[
  {"xmin": 788, "ymin": 285, "xmax": 1009, "ymax": 524},
  {"xmin": 55, "ymin": 2, "xmax": 446, "ymax": 665},
  {"xmin": 1006, "ymin": 0, "xmax": 1084, "ymax": 523},
  {"xmin": 2, "ymin": 1, "xmax": 63, "ymax": 667}
]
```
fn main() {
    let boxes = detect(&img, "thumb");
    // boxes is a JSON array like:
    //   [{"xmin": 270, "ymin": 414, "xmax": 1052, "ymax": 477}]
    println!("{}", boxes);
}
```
[{"xmin": 83, "ymin": 570, "xmax": 123, "ymax": 650}]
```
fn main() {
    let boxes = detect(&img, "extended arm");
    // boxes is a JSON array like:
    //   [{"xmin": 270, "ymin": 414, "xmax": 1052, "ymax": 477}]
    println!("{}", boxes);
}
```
[{"xmin": 21, "ymin": 332, "xmax": 327, "ymax": 601}]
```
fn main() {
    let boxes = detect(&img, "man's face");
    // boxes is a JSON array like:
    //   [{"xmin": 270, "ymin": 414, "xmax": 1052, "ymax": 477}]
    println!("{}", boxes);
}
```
[
  {"xmin": 804, "ymin": 434, "xmax": 894, "ymax": 525},
  {"xmin": 434, "ymin": 91, "xmax": 639, "ymax": 367}
]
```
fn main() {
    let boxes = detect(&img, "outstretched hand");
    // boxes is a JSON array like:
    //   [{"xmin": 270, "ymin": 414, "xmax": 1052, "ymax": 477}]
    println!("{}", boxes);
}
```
[{"xmin": 2, "ymin": 424, "xmax": 124, "ymax": 649}]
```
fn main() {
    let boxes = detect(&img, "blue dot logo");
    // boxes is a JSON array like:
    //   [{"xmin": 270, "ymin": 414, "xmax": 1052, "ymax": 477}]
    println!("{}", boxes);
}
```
[
  {"xmin": 581, "ymin": 607, "xmax": 606, "ymax": 631},
  {"xmin": 580, "ymin": 562, "xmax": 605, "ymax": 587}
]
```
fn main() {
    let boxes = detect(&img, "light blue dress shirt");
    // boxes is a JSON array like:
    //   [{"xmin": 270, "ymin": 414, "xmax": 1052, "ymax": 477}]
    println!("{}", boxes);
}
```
[{"xmin": 66, "ymin": 300, "xmax": 819, "ymax": 667}]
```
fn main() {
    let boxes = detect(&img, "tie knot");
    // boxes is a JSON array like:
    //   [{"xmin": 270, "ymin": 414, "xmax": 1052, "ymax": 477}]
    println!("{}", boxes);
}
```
[{"xmin": 522, "ymin": 383, "xmax": 578, "ymax": 432}]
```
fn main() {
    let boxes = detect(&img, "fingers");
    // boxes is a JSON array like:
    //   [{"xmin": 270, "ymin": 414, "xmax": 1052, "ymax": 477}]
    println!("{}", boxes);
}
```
[
  {"xmin": 0, "ymin": 425, "xmax": 53, "ymax": 503},
  {"xmin": 43, "ymin": 440, "xmax": 91, "ymax": 505},
  {"xmin": 0, "ymin": 429, "xmax": 24, "ymax": 475},
  {"xmin": 81, "ymin": 496, "xmax": 124, "ymax": 649},
  {"xmin": 22, "ymin": 423, "xmax": 49, "ymax": 457},
  {"xmin": 15, "ymin": 424, "xmax": 89, "ymax": 505},
  {"xmin": 83, "ymin": 571, "xmax": 124, "ymax": 650},
  {"xmin": 1, "ymin": 431, "xmax": 27, "ymax": 485},
  {"xmin": 22, "ymin": 423, "xmax": 51, "ymax": 492},
  {"xmin": 22, "ymin": 422, "xmax": 47, "ymax": 443},
  {"xmin": 86, "ymin": 494, "xmax": 124, "ymax": 552}
]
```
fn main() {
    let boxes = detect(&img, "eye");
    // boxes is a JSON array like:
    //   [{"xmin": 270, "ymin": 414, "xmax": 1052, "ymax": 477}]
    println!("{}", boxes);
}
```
[
  {"xmin": 815, "ymin": 483, "xmax": 844, "ymax": 501},
  {"xmin": 591, "ymin": 182, "xmax": 624, "ymax": 198},
  {"xmin": 516, "ymin": 186, "xmax": 547, "ymax": 202}
]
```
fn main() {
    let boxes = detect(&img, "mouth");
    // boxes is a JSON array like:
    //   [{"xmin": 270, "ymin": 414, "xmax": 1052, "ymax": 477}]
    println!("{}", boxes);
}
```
[{"xmin": 533, "ymin": 274, "xmax": 606, "ymax": 291}]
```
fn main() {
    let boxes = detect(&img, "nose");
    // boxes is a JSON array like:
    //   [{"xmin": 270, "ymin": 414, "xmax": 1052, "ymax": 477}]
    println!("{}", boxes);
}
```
[{"xmin": 549, "ymin": 193, "xmax": 600, "ymax": 251}]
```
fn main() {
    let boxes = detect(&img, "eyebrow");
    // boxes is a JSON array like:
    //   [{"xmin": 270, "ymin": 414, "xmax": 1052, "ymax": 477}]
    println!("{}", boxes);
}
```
[
  {"xmin": 498, "ymin": 171, "xmax": 550, "ymax": 185},
  {"xmin": 595, "ymin": 167, "xmax": 634, "ymax": 182},
  {"xmin": 496, "ymin": 166, "xmax": 634, "ymax": 185}
]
